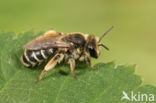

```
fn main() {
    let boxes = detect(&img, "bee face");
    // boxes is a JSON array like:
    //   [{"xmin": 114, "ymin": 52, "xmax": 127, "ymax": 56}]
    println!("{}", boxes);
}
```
[{"xmin": 86, "ymin": 35, "xmax": 100, "ymax": 58}]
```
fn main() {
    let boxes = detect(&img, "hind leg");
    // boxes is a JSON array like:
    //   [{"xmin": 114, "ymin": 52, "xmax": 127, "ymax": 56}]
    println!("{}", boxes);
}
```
[{"xmin": 35, "ymin": 53, "xmax": 64, "ymax": 82}]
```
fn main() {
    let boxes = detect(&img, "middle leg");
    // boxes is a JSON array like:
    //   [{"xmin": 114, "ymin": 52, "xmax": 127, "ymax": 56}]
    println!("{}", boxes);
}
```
[{"xmin": 69, "ymin": 58, "xmax": 77, "ymax": 79}]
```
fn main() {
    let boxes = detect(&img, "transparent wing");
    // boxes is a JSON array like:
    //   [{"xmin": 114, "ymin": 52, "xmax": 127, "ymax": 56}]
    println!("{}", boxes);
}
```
[{"xmin": 23, "ymin": 34, "xmax": 74, "ymax": 50}]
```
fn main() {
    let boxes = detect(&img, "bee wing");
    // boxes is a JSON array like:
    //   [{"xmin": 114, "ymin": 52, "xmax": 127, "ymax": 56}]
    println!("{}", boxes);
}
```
[{"xmin": 23, "ymin": 34, "xmax": 74, "ymax": 50}]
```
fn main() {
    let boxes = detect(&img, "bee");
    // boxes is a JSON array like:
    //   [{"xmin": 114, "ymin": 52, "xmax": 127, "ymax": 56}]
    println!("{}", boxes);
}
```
[{"xmin": 20, "ymin": 26, "xmax": 114, "ymax": 82}]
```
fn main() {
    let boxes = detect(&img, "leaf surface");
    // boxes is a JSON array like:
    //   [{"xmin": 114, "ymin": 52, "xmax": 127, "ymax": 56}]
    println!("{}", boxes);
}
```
[{"xmin": 0, "ymin": 32, "xmax": 155, "ymax": 103}]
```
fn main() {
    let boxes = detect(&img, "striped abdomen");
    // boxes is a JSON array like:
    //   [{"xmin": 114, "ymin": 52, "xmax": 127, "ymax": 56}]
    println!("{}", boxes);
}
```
[{"xmin": 20, "ymin": 48, "xmax": 56, "ymax": 67}]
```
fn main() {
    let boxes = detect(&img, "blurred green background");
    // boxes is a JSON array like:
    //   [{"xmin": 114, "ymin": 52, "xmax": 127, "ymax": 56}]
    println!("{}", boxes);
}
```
[{"xmin": 0, "ymin": 0, "xmax": 155, "ymax": 85}]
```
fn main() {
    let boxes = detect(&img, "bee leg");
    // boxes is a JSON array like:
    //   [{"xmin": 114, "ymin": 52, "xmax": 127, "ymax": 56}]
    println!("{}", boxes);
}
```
[
  {"xmin": 35, "ymin": 53, "xmax": 64, "ymax": 83},
  {"xmin": 69, "ymin": 58, "xmax": 77, "ymax": 79},
  {"xmin": 35, "ymin": 30, "xmax": 57, "ymax": 41},
  {"xmin": 44, "ymin": 30, "xmax": 57, "ymax": 37},
  {"xmin": 85, "ymin": 56, "xmax": 93, "ymax": 70}
]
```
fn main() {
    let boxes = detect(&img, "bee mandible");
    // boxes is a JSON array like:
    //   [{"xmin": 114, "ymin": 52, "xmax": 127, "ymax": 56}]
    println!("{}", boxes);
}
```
[{"xmin": 20, "ymin": 26, "xmax": 114, "ymax": 82}]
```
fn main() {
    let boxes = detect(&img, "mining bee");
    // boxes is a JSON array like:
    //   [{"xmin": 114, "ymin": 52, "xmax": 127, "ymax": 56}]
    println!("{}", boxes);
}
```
[{"xmin": 20, "ymin": 26, "xmax": 114, "ymax": 82}]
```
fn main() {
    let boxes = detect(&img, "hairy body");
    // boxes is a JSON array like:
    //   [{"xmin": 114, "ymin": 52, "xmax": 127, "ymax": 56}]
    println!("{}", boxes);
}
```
[{"xmin": 21, "ymin": 26, "xmax": 113, "ymax": 82}]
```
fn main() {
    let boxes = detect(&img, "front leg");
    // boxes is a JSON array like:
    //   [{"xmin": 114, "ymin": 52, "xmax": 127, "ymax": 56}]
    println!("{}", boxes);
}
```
[
  {"xmin": 85, "ymin": 56, "xmax": 93, "ymax": 70},
  {"xmin": 35, "ymin": 53, "xmax": 64, "ymax": 82}
]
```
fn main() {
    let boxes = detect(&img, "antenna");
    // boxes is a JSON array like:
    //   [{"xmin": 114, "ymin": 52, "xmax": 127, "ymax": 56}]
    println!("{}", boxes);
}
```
[
  {"xmin": 98, "ymin": 26, "xmax": 114, "ymax": 43},
  {"xmin": 98, "ymin": 44, "xmax": 109, "ymax": 51}
]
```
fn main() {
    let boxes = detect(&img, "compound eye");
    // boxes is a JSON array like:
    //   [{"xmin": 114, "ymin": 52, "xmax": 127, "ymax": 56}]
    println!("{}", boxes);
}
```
[
  {"xmin": 87, "ymin": 45, "xmax": 98, "ymax": 58},
  {"xmin": 87, "ymin": 45, "xmax": 93, "ymax": 50}
]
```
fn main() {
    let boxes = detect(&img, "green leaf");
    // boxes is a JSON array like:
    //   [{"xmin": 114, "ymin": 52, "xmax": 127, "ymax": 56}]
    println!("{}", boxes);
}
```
[{"xmin": 0, "ymin": 32, "xmax": 155, "ymax": 103}]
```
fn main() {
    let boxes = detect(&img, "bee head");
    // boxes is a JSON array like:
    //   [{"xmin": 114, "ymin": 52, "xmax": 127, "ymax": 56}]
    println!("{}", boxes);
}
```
[
  {"xmin": 86, "ymin": 35, "xmax": 100, "ymax": 58},
  {"xmin": 86, "ymin": 26, "xmax": 114, "ymax": 58}
]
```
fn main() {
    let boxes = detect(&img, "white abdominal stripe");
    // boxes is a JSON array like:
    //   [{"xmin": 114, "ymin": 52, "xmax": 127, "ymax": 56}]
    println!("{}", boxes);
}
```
[{"xmin": 21, "ymin": 48, "xmax": 55, "ymax": 67}]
